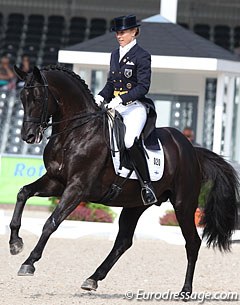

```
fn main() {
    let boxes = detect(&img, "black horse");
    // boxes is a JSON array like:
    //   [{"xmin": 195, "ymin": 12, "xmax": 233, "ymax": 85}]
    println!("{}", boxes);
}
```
[{"xmin": 10, "ymin": 65, "xmax": 239, "ymax": 296}]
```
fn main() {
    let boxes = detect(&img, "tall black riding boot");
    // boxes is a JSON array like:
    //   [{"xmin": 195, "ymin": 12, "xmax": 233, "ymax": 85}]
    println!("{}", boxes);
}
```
[{"xmin": 128, "ymin": 140, "xmax": 157, "ymax": 205}]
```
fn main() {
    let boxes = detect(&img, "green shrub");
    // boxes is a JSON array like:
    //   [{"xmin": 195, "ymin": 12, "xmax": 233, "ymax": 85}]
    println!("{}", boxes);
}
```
[{"xmin": 198, "ymin": 180, "xmax": 213, "ymax": 208}]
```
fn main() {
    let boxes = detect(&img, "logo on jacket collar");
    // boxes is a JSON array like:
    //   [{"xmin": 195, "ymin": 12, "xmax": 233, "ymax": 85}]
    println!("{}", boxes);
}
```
[{"xmin": 124, "ymin": 69, "xmax": 132, "ymax": 78}]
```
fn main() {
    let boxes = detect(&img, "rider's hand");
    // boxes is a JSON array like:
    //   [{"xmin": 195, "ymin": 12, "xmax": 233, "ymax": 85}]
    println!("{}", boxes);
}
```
[
  {"xmin": 107, "ymin": 96, "xmax": 122, "ymax": 109},
  {"xmin": 95, "ymin": 94, "xmax": 104, "ymax": 106}
]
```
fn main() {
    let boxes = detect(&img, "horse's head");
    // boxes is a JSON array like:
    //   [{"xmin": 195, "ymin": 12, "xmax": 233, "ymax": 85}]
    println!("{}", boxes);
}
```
[{"xmin": 14, "ymin": 66, "xmax": 56, "ymax": 144}]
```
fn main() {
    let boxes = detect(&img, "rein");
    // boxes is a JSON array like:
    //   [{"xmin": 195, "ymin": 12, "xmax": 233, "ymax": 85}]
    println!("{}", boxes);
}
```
[
  {"xmin": 47, "ymin": 109, "xmax": 107, "ymax": 139},
  {"xmin": 22, "ymin": 71, "xmax": 106, "ymax": 140},
  {"xmin": 23, "ymin": 71, "xmax": 125, "ymax": 152},
  {"xmin": 47, "ymin": 105, "xmax": 126, "ymax": 154}
]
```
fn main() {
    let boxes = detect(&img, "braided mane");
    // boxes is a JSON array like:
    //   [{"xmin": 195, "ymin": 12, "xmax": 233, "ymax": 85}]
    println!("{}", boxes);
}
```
[{"xmin": 41, "ymin": 65, "xmax": 94, "ymax": 100}]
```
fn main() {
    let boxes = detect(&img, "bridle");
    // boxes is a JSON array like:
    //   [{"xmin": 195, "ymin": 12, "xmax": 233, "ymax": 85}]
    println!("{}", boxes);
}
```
[
  {"xmin": 22, "ymin": 70, "xmax": 108, "ymax": 140},
  {"xmin": 22, "ymin": 70, "xmax": 125, "ymax": 152},
  {"xmin": 23, "ymin": 71, "xmax": 51, "ymax": 134}
]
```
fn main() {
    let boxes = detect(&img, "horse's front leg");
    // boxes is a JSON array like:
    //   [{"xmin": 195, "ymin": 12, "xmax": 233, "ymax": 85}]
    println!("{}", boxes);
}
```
[
  {"xmin": 17, "ymin": 181, "xmax": 82, "ymax": 276},
  {"xmin": 81, "ymin": 205, "xmax": 150, "ymax": 291},
  {"xmin": 9, "ymin": 174, "xmax": 64, "ymax": 255}
]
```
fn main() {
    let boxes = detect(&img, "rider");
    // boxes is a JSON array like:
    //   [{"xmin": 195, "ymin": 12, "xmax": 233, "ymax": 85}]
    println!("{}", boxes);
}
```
[{"xmin": 95, "ymin": 15, "xmax": 157, "ymax": 205}]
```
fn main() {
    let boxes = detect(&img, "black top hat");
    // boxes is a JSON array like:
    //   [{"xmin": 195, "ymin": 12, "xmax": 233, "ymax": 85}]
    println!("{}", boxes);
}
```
[{"xmin": 111, "ymin": 15, "xmax": 141, "ymax": 32}]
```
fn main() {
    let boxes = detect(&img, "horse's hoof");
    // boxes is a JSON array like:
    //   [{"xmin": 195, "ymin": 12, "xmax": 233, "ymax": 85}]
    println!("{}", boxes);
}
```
[
  {"xmin": 81, "ymin": 278, "xmax": 98, "ymax": 291},
  {"xmin": 178, "ymin": 288, "xmax": 192, "ymax": 302},
  {"xmin": 9, "ymin": 239, "xmax": 24, "ymax": 255},
  {"xmin": 18, "ymin": 264, "xmax": 35, "ymax": 276}
]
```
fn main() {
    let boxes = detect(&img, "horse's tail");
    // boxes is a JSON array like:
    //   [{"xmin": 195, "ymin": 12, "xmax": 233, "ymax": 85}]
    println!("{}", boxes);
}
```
[{"xmin": 195, "ymin": 147, "xmax": 239, "ymax": 251}]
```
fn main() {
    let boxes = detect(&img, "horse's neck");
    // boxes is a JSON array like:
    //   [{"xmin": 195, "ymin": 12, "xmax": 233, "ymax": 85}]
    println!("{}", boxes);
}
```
[
  {"xmin": 58, "ymin": 97, "xmax": 96, "ymax": 119},
  {"xmin": 48, "ymin": 73, "xmax": 98, "ymax": 121},
  {"xmin": 50, "ymin": 90, "xmax": 100, "ymax": 141}
]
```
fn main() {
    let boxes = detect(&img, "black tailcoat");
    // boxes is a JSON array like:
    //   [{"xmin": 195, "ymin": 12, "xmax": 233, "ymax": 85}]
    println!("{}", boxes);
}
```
[{"xmin": 99, "ymin": 43, "xmax": 158, "ymax": 147}]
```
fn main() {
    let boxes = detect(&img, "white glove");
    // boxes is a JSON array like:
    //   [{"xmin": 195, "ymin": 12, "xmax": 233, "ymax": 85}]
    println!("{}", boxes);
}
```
[
  {"xmin": 107, "ymin": 96, "xmax": 122, "ymax": 109},
  {"xmin": 95, "ymin": 94, "xmax": 104, "ymax": 106}
]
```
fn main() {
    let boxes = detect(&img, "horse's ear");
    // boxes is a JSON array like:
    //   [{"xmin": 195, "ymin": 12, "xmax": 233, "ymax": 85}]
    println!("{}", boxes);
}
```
[
  {"xmin": 14, "ymin": 65, "xmax": 27, "ymax": 81},
  {"xmin": 33, "ymin": 66, "xmax": 43, "ymax": 83}
]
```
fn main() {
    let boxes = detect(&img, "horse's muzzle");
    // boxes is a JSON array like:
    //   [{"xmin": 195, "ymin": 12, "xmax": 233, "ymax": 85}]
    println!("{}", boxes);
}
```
[{"xmin": 21, "ymin": 124, "xmax": 43, "ymax": 144}]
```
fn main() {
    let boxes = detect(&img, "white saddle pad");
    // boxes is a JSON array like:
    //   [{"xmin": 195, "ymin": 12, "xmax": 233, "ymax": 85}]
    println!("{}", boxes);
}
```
[{"xmin": 111, "ymin": 140, "xmax": 165, "ymax": 182}]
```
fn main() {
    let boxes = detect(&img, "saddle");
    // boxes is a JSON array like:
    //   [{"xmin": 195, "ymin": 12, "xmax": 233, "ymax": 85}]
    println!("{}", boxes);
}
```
[
  {"xmin": 99, "ymin": 108, "xmax": 164, "ymax": 204},
  {"xmin": 107, "ymin": 108, "xmax": 154, "ymax": 170}
]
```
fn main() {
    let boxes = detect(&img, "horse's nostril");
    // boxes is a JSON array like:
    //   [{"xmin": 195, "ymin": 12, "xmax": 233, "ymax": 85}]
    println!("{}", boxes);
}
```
[{"xmin": 26, "ymin": 134, "xmax": 36, "ymax": 144}]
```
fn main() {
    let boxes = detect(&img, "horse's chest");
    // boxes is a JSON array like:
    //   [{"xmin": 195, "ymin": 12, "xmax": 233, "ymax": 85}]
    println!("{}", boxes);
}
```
[
  {"xmin": 46, "ymin": 160, "xmax": 65, "ymax": 178},
  {"xmin": 45, "ymin": 147, "xmax": 66, "ymax": 177}
]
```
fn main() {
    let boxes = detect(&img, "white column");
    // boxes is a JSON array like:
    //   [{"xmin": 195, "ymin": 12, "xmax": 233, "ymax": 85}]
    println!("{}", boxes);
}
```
[
  {"xmin": 73, "ymin": 64, "xmax": 92, "ymax": 88},
  {"xmin": 223, "ymin": 76, "xmax": 235, "ymax": 159},
  {"xmin": 233, "ymin": 78, "xmax": 240, "ymax": 162},
  {"xmin": 213, "ymin": 73, "xmax": 225, "ymax": 154},
  {"xmin": 160, "ymin": 0, "xmax": 178, "ymax": 23},
  {"xmin": 196, "ymin": 76, "xmax": 206, "ymax": 145}
]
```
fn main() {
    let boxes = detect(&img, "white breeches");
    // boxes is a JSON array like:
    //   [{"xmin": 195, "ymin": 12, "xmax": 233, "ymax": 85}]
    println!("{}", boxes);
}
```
[{"xmin": 115, "ymin": 101, "xmax": 147, "ymax": 149}]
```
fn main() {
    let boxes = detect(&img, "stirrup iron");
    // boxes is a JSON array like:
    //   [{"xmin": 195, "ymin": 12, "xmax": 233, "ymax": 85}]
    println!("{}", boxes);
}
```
[{"xmin": 141, "ymin": 183, "xmax": 158, "ymax": 205}]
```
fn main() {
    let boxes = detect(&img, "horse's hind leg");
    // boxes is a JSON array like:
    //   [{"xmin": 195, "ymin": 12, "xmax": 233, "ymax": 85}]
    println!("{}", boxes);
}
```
[
  {"xmin": 9, "ymin": 174, "xmax": 64, "ymax": 255},
  {"xmin": 174, "ymin": 199, "xmax": 201, "ymax": 297},
  {"xmin": 17, "ymin": 182, "xmax": 82, "ymax": 276},
  {"xmin": 81, "ymin": 205, "xmax": 150, "ymax": 291}
]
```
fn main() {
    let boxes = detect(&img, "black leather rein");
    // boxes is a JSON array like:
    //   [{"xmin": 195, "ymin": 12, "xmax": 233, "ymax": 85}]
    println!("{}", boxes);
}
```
[
  {"xmin": 22, "ymin": 71, "xmax": 124, "ymax": 153},
  {"xmin": 23, "ymin": 71, "xmax": 108, "ymax": 139}
]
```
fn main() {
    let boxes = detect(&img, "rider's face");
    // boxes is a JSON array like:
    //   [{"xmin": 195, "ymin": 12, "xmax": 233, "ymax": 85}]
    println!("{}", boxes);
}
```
[{"xmin": 116, "ymin": 28, "xmax": 137, "ymax": 47}]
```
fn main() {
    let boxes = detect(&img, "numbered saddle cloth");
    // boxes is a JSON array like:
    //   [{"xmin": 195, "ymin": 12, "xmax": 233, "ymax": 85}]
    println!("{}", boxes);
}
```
[
  {"xmin": 107, "ymin": 109, "xmax": 164, "ymax": 181},
  {"xmin": 111, "ymin": 139, "xmax": 164, "ymax": 181}
]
